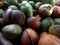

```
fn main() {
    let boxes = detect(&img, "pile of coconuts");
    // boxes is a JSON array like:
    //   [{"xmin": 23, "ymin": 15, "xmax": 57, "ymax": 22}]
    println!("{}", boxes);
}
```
[{"xmin": 0, "ymin": 0, "xmax": 60, "ymax": 45}]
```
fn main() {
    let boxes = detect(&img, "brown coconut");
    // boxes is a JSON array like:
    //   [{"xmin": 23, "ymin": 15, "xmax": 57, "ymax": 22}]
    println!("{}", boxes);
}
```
[
  {"xmin": 53, "ymin": 6, "xmax": 60, "ymax": 17},
  {"xmin": 38, "ymin": 32, "xmax": 60, "ymax": 45},
  {"xmin": 27, "ymin": 15, "xmax": 41, "ymax": 30},
  {"xmin": 21, "ymin": 28, "xmax": 38, "ymax": 45}
]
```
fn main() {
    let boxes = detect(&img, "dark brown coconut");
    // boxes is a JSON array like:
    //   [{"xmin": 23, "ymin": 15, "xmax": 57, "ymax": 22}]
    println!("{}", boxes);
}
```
[
  {"xmin": 0, "ymin": 32, "xmax": 13, "ymax": 45},
  {"xmin": 27, "ymin": 15, "xmax": 41, "ymax": 30},
  {"xmin": 21, "ymin": 28, "xmax": 38, "ymax": 45},
  {"xmin": 53, "ymin": 6, "xmax": 60, "ymax": 17},
  {"xmin": 3, "ymin": 8, "xmax": 13, "ymax": 23},
  {"xmin": 0, "ymin": 18, "xmax": 7, "ymax": 31},
  {"xmin": 3, "ymin": 9, "xmax": 26, "ymax": 25},
  {"xmin": 10, "ymin": 10, "xmax": 26, "ymax": 25}
]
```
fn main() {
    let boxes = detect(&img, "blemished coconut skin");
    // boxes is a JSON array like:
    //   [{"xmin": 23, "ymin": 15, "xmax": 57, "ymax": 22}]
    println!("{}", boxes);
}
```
[
  {"xmin": 38, "ymin": 32, "xmax": 60, "ymax": 45},
  {"xmin": 38, "ymin": 4, "xmax": 53, "ymax": 17},
  {"xmin": 27, "ymin": 16, "xmax": 41, "ymax": 30},
  {"xmin": 53, "ymin": 6, "xmax": 60, "ymax": 17},
  {"xmin": 21, "ymin": 28, "xmax": 38, "ymax": 45},
  {"xmin": 49, "ymin": 25, "xmax": 60, "ymax": 38}
]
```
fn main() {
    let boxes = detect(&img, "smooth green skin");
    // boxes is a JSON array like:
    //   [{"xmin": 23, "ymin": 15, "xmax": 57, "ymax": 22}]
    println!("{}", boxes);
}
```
[
  {"xmin": 8, "ymin": 5, "xmax": 18, "ymax": 10},
  {"xmin": 28, "ymin": 1, "xmax": 35, "ymax": 8},
  {"xmin": 0, "ymin": 9, "xmax": 4, "ymax": 18},
  {"xmin": 20, "ymin": 1, "xmax": 33, "ymax": 17},
  {"xmin": 54, "ymin": 18, "xmax": 60, "ymax": 25},
  {"xmin": 8, "ymin": 0, "xmax": 18, "ymax": 5},
  {"xmin": 2, "ymin": 24, "xmax": 22, "ymax": 40},
  {"xmin": 42, "ymin": 0, "xmax": 56, "ymax": 6},
  {"xmin": 42, "ymin": 17, "xmax": 54, "ymax": 32}
]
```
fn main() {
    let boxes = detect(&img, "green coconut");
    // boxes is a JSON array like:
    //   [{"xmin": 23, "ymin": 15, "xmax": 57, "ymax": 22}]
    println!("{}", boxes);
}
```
[
  {"xmin": 42, "ymin": 0, "xmax": 56, "ymax": 6},
  {"xmin": 20, "ymin": 1, "xmax": 33, "ymax": 17},
  {"xmin": 54, "ymin": 18, "xmax": 60, "ymax": 25},
  {"xmin": 35, "ymin": 2, "xmax": 42, "ymax": 9},
  {"xmin": 2, "ymin": 24, "xmax": 22, "ymax": 40},
  {"xmin": 0, "ymin": 9, "xmax": 4, "ymax": 18},
  {"xmin": 8, "ymin": 5, "xmax": 18, "ymax": 10},
  {"xmin": 8, "ymin": 0, "xmax": 18, "ymax": 6},
  {"xmin": 28, "ymin": 1, "xmax": 35, "ymax": 8},
  {"xmin": 42, "ymin": 17, "xmax": 54, "ymax": 32}
]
